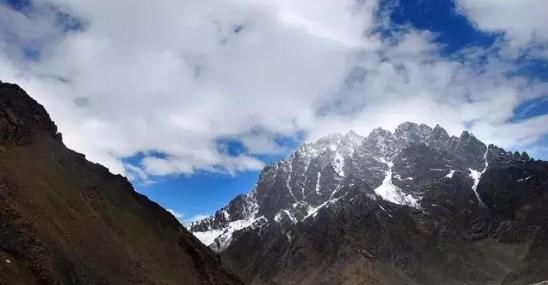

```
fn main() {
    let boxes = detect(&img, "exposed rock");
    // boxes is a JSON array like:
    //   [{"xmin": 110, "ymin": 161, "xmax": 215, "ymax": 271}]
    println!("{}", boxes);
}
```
[{"xmin": 191, "ymin": 119, "xmax": 548, "ymax": 284}]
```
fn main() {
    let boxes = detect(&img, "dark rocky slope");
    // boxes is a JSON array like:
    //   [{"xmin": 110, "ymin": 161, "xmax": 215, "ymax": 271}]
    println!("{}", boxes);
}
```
[
  {"xmin": 191, "ymin": 122, "xmax": 548, "ymax": 284},
  {"xmin": 0, "ymin": 81, "xmax": 243, "ymax": 285}
]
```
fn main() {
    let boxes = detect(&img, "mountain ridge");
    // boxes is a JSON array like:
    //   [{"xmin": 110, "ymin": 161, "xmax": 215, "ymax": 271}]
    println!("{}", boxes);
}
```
[
  {"xmin": 190, "ymin": 121, "xmax": 532, "ymax": 238},
  {"xmin": 190, "ymin": 121, "xmax": 548, "ymax": 285}
]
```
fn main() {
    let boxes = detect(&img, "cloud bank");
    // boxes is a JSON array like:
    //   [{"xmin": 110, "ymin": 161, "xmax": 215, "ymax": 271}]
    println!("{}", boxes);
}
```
[{"xmin": 0, "ymin": 0, "xmax": 547, "ymax": 180}]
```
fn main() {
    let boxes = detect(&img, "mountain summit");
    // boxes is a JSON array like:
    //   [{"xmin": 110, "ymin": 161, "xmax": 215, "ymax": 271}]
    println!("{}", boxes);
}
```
[{"xmin": 191, "ymin": 122, "xmax": 548, "ymax": 284}]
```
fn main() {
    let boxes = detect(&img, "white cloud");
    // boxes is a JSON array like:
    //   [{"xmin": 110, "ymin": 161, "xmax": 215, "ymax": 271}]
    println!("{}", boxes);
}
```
[
  {"xmin": 456, "ymin": 0, "xmax": 548, "ymax": 58},
  {"xmin": 166, "ymin": 208, "xmax": 184, "ymax": 219},
  {"xmin": 0, "ymin": 0, "xmax": 379, "ymax": 176},
  {"xmin": 141, "ymin": 154, "xmax": 264, "ymax": 176},
  {"xmin": 166, "ymin": 209, "xmax": 210, "ymax": 225},
  {"xmin": 0, "ymin": 0, "xmax": 547, "ymax": 181},
  {"xmin": 239, "ymin": 132, "xmax": 288, "ymax": 155}
]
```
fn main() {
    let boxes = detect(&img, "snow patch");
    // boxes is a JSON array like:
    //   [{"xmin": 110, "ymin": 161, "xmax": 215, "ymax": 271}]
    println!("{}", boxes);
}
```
[
  {"xmin": 285, "ymin": 162, "xmax": 298, "ymax": 201},
  {"xmin": 192, "ymin": 192, "xmax": 260, "ymax": 252},
  {"xmin": 283, "ymin": 209, "xmax": 297, "ymax": 224},
  {"xmin": 193, "ymin": 229, "xmax": 223, "ymax": 246},
  {"xmin": 328, "ymin": 185, "xmax": 342, "ymax": 200},
  {"xmin": 274, "ymin": 211, "xmax": 283, "ymax": 222},
  {"xmin": 315, "ymin": 171, "xmax": 321, "ymax": 194},
  {"xmin": 286, "ymin": 231, "xmax": 293, "ymax": 242},
  {"xmin": 304, "ymin": 196, "xmax": 344, "ymax": 220},
  {"xmin": 517, "ymin": 176, "xmax": 533, "ymax": 182},
  {"xmin": 209, "ymin": 216, "xmax": 264, "ymax": 252},
  {"xmin": 468, "ymin": 146, "xmax": 489, "ymax": 206},
  {"xmin": 445, "ymin": 170, "xmax": 455, "ymax": 178},
  {"xmin": 374, "ymin": 161, "xmax": 419, "ymax": 208},
  {"xmin": 378, "ymin": 204, "xmax": 393, "ymax": 218},
  {"xmin": 333, "ymin": 151, "xmax": 345, "ymax": 176},
  {"xmin": 222, "ymin": 209, "xmax": 230, "ymax": 220},
  {"xmin": 394, "ymin": 174, "xmax": 414, "ymax": 181},
  {"xmin": 274, "ymin": 209, "xmax": 298, "ymax": 224},
  {"xmin": 468, "ymin": 169, "xmax": 485, "ymax": 206}
]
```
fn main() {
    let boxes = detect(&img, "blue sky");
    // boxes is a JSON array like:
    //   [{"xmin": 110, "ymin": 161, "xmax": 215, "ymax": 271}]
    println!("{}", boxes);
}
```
[
  {"xmin": 138, "ymin": 171, "xmax": 261, "ymax": 223},
  {"xmin": 1, "ymin": 0, "xmax": 547, "ymax": 222},
  {"xmin": 127, "ymin": 139, "xmax": 297, "ymax": 222}
]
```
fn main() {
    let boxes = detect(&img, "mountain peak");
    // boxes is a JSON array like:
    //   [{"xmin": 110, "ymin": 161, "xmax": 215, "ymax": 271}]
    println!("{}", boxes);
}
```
[
  {"xmin": 191, "ymin": 120, "xmax": 540, "ymax": 242},
  {"xmin": 394, "ymin": 121, "xmax": 433, "ymax": 143},
  {"xmin": 368, "ymin": 127, "xmax": 392, "ymax": 138},
  {"xmin": 395, "ymin": 121, "xmax": 420, "ymax": 130},
  {"xmin": 344, "ymin": 129, "xmax": 364, "ymax": 142},
  {"xmin": 0, "ymin": 81, "xmax": 60, "ymax": 145}
]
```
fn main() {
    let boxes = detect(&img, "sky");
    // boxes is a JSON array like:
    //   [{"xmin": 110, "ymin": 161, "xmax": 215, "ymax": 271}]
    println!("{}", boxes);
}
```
[{"xmin": 0, "ymin": 0, "xmax": 547, "ymax": 223}]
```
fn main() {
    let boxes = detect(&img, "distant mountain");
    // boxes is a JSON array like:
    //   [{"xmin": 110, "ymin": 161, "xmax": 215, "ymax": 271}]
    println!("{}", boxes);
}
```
[
  {"xmin": 0, "ymin": 81, "xmax": 243, "ymax": 285},
  {"xmin": 191, "ymin": 121, "xmax": 548, "ymax": 284}
]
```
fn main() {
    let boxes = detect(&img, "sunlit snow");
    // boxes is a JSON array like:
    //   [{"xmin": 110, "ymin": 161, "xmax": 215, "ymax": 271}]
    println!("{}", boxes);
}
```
[
  {"xmin": 193, "ymin": 229, "xmax": 223, "ymax": 246},
  {"xmin": 315, "ymin": 171, "xmax": 321, "ymax": 194},
  {"xmin": 468, "ymin": 146, "xmax": 489, "ymax": 206},
  {"xmin": 374, "ymin": 162, "xmax": 419, "ymax": 208}
]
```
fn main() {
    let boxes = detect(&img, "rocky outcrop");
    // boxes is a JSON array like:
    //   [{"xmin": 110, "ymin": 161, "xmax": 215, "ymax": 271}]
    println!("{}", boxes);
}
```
[
  {"xmin": 0, "ymin": 81, "xmax": 243, "ymax": 285},
  {"xmin": 0, "ymin": 81, "xmax": 60, "ymax": 145}
]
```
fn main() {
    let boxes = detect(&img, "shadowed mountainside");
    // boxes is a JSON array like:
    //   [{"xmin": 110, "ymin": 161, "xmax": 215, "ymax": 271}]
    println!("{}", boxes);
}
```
[{"xmin": 0, "ymin": 80, "xmax": 243, "ymax": 285}]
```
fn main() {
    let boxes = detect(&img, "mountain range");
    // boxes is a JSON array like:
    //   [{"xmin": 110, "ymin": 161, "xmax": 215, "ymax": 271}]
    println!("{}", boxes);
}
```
[{"xmin": 190, "ymin": 121, "xmax": 548, "ymax": 284}]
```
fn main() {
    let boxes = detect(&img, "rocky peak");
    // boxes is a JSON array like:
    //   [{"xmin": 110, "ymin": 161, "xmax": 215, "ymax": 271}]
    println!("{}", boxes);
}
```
[
  {"xmin": 429, "ymin": 124, "xmax": 450, "ymax": 146},
  {"xmin": 367, "ymin": 127, "xmax": 392, "ymax": 139},
  {"xmin": 343, "ymin": 130, "xmax": 364, "ymax": 146},
  {"xmin": 360, "ymin": 127, "xmax": 397, "ymax": 158},
  {"xmin": 0, "ymin": 81, "xmax": 60, "ymax": 145},
  {"xmin": 394, "ymin": 121, "xmax": 433, "ymax": 144},
  {"xmin": 304, "ymin": 130, "xmax": 364, "ymax": 156},
  {"xmin": 190, "ymin": 122, "xmax": 539, "ymax": 255},
  {"xmin": 452, "ymin": 130, "xmax": 488, "ymax": 170}
]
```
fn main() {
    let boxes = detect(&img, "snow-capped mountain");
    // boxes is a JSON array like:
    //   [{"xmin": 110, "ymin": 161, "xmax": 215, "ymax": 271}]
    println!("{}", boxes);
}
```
[
  {"xmin": 190, "ymin": 122, "xmax": 499, "ymax": 245},
  {"xmin": 190, "ymin": 122, "xmax": 548, "ymax": 285}
]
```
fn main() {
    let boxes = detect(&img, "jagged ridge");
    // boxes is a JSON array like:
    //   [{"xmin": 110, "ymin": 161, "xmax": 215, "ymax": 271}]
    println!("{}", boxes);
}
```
[
  {"xmin": 191, "ymin": 122, "xmax": 529, "ymax": 247},
  {"xmin": 190, "ymin": 121, "xmax": 546, "ymax": 285}
]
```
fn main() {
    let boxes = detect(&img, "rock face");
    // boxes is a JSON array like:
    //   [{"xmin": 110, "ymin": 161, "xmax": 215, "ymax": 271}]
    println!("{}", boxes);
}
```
[
  {"xmin": 191, "ymin": 121, "xmax": 548, "ymax": 284},
  {"xmin": 0, "ymin": 81, "xmax": 243, "ymax": 285}
]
